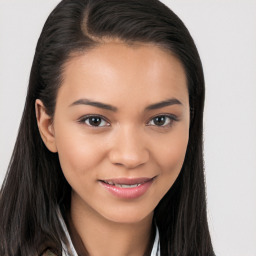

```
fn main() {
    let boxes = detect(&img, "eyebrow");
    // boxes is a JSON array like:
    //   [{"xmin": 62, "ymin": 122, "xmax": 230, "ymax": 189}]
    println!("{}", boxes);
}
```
[
  {"xmin": 70, "ymin": 98, "xmax": 118, "ymax": 112},
  {"xmin": 145, "ymin": 98, "xmax": 182, "ymax": 111},
  {"xmin": 69, "ymin": 98, "xmax": 182, "ymax": 112}
]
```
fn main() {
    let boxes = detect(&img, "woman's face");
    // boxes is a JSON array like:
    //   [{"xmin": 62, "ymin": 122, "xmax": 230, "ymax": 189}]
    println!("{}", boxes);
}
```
[{"xmin": 44, "ymin": 42, "xmax": 190, "ymax": 224}]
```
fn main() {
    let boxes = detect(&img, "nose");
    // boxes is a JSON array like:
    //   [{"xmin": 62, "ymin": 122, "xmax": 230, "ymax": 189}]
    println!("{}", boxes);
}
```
[{"xmin": 108, "ymin": 127, "xmax": 149, "ymax": 169}]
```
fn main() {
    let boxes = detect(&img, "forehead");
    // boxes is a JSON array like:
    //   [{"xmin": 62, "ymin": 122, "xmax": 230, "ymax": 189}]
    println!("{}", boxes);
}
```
[{"xmin": 58, "ymin": 42, "xmax": 189, "ymax": 108}]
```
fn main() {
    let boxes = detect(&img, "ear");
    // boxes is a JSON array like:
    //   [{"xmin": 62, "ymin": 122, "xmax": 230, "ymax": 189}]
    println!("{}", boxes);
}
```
[{"xmin": 35, "ymin": 99, "xmax": 57, "ymax": 153}]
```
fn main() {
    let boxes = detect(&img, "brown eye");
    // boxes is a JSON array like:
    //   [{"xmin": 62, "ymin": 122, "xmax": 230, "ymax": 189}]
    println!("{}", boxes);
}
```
[
  {"xmin": 153, "ymin": 116, "xmax": 167, "ymax": 126},
  {"xmin": 88, "ymin": 117, "xmax": 102, "ymax": 126},
  {"xmin": 147, "ymin": 115, "xmax": 176, "ymax": 127},
  {"xmin": 79, "ymin": 115, "xmax": 110, "ymax": 127}
]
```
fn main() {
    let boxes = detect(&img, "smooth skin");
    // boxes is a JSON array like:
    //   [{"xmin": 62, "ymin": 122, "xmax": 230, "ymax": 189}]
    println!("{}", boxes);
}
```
[{"xmin": 36, "ymin": 41, "xmax": 190, "ymax": 256}]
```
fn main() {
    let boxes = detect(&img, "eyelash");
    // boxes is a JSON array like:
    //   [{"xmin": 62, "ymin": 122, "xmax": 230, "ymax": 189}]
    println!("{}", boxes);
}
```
[
  {"xmin": 78, "ymin": 114, "xmax": 111, "ymax": 127},
  {"xmin": 146, "ymin": 114, "xmax": 178, "ymax": 128},
  {"xmin": 78, "ymin": 114, "xmax": 178, "ymax": 128}
]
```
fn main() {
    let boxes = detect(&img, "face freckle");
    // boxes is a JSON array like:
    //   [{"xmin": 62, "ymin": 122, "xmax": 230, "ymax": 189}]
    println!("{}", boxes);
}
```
[{"xmin": 53, "ymin": 42, "xmax": 190, "ymax": 224}]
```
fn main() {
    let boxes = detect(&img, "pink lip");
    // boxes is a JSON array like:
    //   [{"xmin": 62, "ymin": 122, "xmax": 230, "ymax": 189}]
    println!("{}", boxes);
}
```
[{"xmin": 99, "ymin": 177, "xmax": 155, "ymax": 199}]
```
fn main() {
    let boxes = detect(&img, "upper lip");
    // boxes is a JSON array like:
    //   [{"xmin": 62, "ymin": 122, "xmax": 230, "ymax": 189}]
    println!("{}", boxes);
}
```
[{"xmin": 100, "ymin": 176, "xmax": 156, "ymax": 185}]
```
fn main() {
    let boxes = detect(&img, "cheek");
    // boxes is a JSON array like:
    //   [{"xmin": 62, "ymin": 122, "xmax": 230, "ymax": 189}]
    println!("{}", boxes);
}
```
[
  {"xmin": 53, "ymin": 123, "xmax": 105, "ymax": 180},
  {"xmin": 155, "ymin": 128, "xmax": 189, "ymax": 179}
]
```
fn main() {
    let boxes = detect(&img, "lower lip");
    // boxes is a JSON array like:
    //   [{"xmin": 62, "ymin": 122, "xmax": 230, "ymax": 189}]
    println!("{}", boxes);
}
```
[{"xmin": 99, "ymin": 179, "xmax": 154, "ymax": 199}]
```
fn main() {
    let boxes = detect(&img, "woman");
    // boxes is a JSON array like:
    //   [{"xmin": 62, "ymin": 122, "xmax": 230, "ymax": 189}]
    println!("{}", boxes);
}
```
[{"xmin": 0, "ymin": 0, "xmax": 215, "ymax": 255}]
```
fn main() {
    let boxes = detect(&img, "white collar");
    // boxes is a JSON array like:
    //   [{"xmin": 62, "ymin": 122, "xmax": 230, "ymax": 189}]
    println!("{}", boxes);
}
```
[
  {"xmin": 58, "ymin": 210, "xmax": 160, "ymax": 256},
  {"xmin": 151, "ymin": 225, "xmax": 161, "ymax": 256}
]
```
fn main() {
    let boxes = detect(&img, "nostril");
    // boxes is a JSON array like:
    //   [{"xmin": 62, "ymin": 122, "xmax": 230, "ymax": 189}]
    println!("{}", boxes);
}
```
[
  {"xmin": 108, "ymin": 150, "xmax": 149, "ymax": 169},
  {"xmin": 108, "ymin": 130, "xmax": 149, "ymax": 168}
]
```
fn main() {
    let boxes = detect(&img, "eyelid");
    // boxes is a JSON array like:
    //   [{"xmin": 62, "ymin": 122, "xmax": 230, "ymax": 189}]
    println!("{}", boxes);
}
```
[
  {"xmin": 77, "ymin": 114, "xmax": 111, "ymax": 127},
  {"xmin": 146, "ymin": 113, "xmax": 178, "ymax": 127},
  {"xmin": 77, "ymin": 113, "xmax": 178, "ymax": 128}
]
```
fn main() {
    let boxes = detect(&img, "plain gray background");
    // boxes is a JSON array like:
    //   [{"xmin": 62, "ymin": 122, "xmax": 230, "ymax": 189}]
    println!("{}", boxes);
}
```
[{"xmin": 0, "ymin": 1, "xmax": 256, "ymax": 255}]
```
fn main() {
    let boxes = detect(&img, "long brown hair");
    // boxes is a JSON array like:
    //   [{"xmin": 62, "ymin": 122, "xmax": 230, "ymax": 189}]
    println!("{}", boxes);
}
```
[{"xmin": 0, "ymin": 0, "xmax": 214, "ymax": 255}]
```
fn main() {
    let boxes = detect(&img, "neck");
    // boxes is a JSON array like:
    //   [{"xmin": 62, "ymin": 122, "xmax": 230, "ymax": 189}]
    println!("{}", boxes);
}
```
[{"xmin": 70, "ymin": 193, "xmax": 154, "ymax": 256}]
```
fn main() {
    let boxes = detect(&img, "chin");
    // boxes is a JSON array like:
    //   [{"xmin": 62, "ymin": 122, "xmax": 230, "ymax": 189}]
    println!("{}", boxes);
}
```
[{"xmin": 100, "ymin": 207, "xmax": 154, "ymax": 225}]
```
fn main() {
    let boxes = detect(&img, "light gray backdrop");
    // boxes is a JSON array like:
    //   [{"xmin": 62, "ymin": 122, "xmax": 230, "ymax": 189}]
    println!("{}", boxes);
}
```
[{"xmin": 0, "ymin": 1, "xmax": 255, "ymax": 255}]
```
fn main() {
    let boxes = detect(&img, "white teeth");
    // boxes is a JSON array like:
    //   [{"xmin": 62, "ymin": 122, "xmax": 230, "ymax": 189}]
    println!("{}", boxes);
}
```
[
  {"xmin": 103, "ymin": 181, "xmax": 142, "ymax": 188},
  {"xmin": 115, "ymin": 184, "xmax": 141, "ymax": 188}
]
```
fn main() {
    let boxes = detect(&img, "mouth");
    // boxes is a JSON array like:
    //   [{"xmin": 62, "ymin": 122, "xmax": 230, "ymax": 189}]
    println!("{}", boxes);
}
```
[
  {"xmin": 99, "ymin": 177, "xmax": 156, "ymax": 199},
  {"xmin": 103, "ymin": 183, "xmax": 142, "ymax": 188},
  {"xmin": 100, "ymin": 177, "xmax": 154, "ymax": 187}
]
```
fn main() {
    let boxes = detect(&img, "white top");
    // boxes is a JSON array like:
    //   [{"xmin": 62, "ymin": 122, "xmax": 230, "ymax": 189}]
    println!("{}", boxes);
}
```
[{"xmin": 58, "ymin": 211, "xmax": 160, "ymax": 256}]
